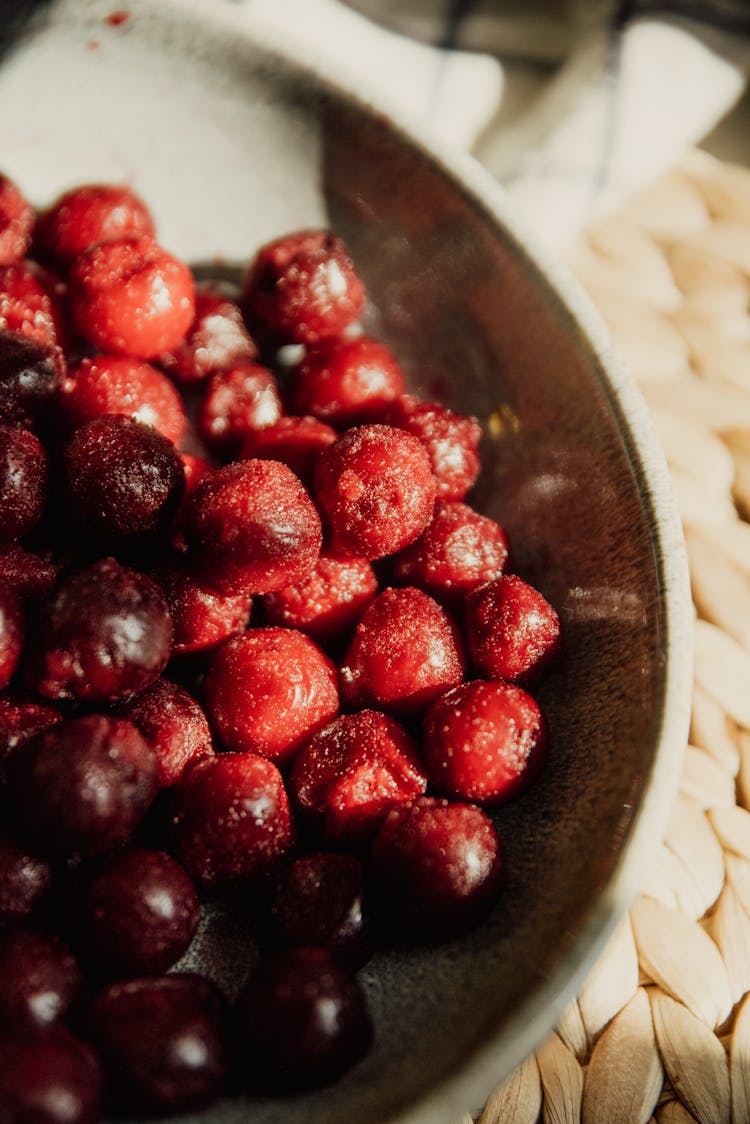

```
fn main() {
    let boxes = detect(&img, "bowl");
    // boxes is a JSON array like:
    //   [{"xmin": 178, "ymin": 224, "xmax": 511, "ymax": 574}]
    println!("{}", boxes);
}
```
[{"xmin": 0, "ymin": 2, "xmax": 693, "ymax": 1120}]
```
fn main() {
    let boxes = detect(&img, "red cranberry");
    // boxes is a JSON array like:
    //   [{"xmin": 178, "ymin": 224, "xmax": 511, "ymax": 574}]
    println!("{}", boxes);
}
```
[
  {"xmin": 339, "ymin": 586, "xmax": 465, "ymax": 717},
  {"xmin": 169, "ymin": 752, "xmax": 294, "ymax": 888},
  {"xmin": 0, "ymin": 261, "xmax": 67, "ymax": 355},
  {"xmin": 186, "ymin": 459, "xmax": 322, "ymax": 595},
  {"xmin": 0, "ymin": 174, "xmax": 34, "ymax": 265},
  {"xmin": 27, "ymin": 558, "xmax": 173, "ymax": 702},
  {"xmin": 261, "ymin": 550, "xmax": 377, "ymax": 645},
  {"xmin": 0, "ymin": 423, "xmax": 47, "ymax": 541},
  {"xmin": 0, "ymin": 829, "xmax": 55, "ymax": 924},
  {"xmin": 236, "ymin": 948, "xmax": 372, "ymax": 1091},
  {"xmin": 67, "ymin": 848, "xmax": 200, "ymax": 978},
  {"xmin": 0, "ymin": 929, "xmax": 81, "ymax": 1031},
  {"xmin": 287, "ymin": 337, "xmax": 405, "ymax": 428},
  {"xmin": 0, "ymin": 693, "xmax": 61, "ymax": 784},
  {"xmin": 9, "ymin": 715, "xmax": 158, "ymax": 858},
  {"xmin": 388, "ymin": 500, "xmax": 510, "ymax": 605},
  {"xmin": 244, "ymin": 229, "xmax": 365, "ymax": 346},
  {"xmin": 64, "ymin": 354, "xmax": 187, "ymax": 445},
  {"xmin": 203, "ymin": 628, "xmax": 339, "ymax": 762},
  {"xmin": 314, "ymin": 423, "xmax": 436, "ymax": 560},
  {"xmin": 86, "ymin": 974, "xmax": 226, "ymax": 1115},
  {"xmin": 290, "ymin": 709, "xmax": 426, "ymax": 846},
  {"xmin": 265, "ymin": 853, "xmax": 371, "ymax": 967},
  {"xmin": 0, "ymin": 333, "xmax": 61, "ymax": 430},
  {"xmin": 0, "ymin": 583, "xmax": 22, "ymax": 691},
  {"xmin": 151, "ymin": 564, "xmax": 251, "ymax": 657},
  {"xmin": 63, "ymin": 415, "xmax": 185, "ymax": 540},
  {"xmin": 121, "ymin": 678, "xmax": 214, "ymax": 787},
  {"xmin": 197, "ymin": 361, "xmax": 282, "ymax": 458},
  {"xmin": 35, "ymin": 183, "xmax": 155, "ymax": 265},
  {"xmin": 0, "ymin": 1027, "xmax": 102, "ymax": 1124},
  {"xmin": 465, "ymin": 574, "xmax": 561, "ymax": 682},
  {"xmin": 422, "ymin": 680, "xmax": 547, "ymax": 804},
  {"xmin": 371, "ymin": 797, "xmax": 504, "ymax": 939},
  {"xmin": 240, "ymin": 414, "xmax": 336, "ymax": 489},
  {"xmin": 385, "ymin": 395, "xmax": 482, "ymax": 501},
  {"xmin": 69, "ymin": 235, "xmax": 195, "ymax": 359},
  {"xmin": 159, "ymin": 284, "xmax": 257, "ymax": 383}
]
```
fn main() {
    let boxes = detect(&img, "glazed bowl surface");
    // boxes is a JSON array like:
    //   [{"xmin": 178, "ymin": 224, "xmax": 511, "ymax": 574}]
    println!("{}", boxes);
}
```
[{"xmin": 0, "ymin": 2, "xmax": 692, "ymax": 1121}]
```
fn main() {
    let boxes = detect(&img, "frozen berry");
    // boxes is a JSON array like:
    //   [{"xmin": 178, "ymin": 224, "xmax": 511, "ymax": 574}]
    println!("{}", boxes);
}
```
[
  {"xmin": 388, "ymin": 500, "xmax": 510, "ymax": 605},
  {"xmin": 151, "ymin": 564, "xmax": 251, "ymax": 657},
  {"xmin": 35, "ymin": 183, "xmax": 155, "ymax": 265},
  {"xmin": 287, "ymin": 337, "xmax": 405, "ymax": 428},
  {"xmin": 67, "ymin": 848, "xmax": 200, "ymax": 978},
  {"xmin": 0, "ymin": 423, "xmax": 47, "ymax": 541},
  {"xmin": 121, "ymin": 678, "xmax": 214, "ymax": 787},
  {"xmin": 290, "ymin": 709, "xmax": 426, "ymax": 846},
  {"xmin": 423, "ymin": 680, "xmax": 547, "ymax": 804},
  {"xmin": 0, "ymin": 333, "xmax": 61, "ymax": 429},
  {"xmin": 0, "ymin": 261, "xmax": 66, "ymax": 355},
  {"xmin": 9, "ymin": 715, "xmax": 158, "ymax": 858},
  {"xmin": 236, "ymin": 948, "xmax": 372, "ymax": 1090},
  {"xmin": 0, "ymin": 546, "xmax": 57, "ymax": 603},
  {"xmin": 186, "ymin": 459, "xmax": 322, "ymax": 595},
  {"xmin": 86, "ymin": 974, "xmax": 226, "ymax": 1115},
  {"xmin": 169, "ymin": 753, "xmax": 293, "ymax": 888},
  {"xmin": 339, "ymin": 586, "xmax": 465, "ymax": 717},
  {"xmin": 314, "ymin": 423, "xmax": 436, "ymax": 559},
  {"xmin": 27, "ymin": 558, "xmax": 173, "ymax": 702},
  {"xmin": 240, "ymin": 414, "xmax": 336, "ymax": 488},
  {"xmin": 244, "ymin": 229, "xmax": 364, "ymax": 346},
  {"xmin": 371, "ymin": 797, "xmax": 503, "ymax": 939},
  {"xmin": 0, "ymin": 582, "xmax": 22, "ymax": 691},
  {"xmin": 204, "ymin": 628, "xmax": 338, "ymax": 762},
  {"xmin": 159, "ymin": 284, "xmax": 257, "ymax": 383},
  {"xmin": 0, "ymin": 693, "xmax": 61, "ymax": 783},
  {"xmin": 0, "ymin": 829, "xmax": 55, "ymax": 924},
  {"xmin": 0, "ymin": 174, "xmax": 34, "ymax": 265},
  {"xmin": 197, "ymin": 361, "xmax": 282, "ymax": 457},
  {"xmin": 69, "ymin": 235, "xmax": 195, "ymax": 359},
  {"xmin": 0, "ymin": 1027, "xmax": 102, "ymax": 1124},
  {"xmin": 0, "ymin": 929, "xmax": 81, "ymax": 1032},
  {"xmin": 385, "ymin": 395, "xmax": 482, "ymax": 501},
  {"xmin": 265, "ymin": 853, "xmax": 371, "ymax": 967},
  {"xmin": 261, "ymin": 550, "xmax": 377, "ymax": 645},
  {"xmin": 64, "ymin": 354, "xmax": 187, "ymax": 445},
  {"xmin": 465, "ymin": 574, "xmax": 561, "ymax": 682}
]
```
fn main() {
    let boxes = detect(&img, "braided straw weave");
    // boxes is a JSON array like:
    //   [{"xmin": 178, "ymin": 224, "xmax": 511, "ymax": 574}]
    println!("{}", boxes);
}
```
[{"xmin": 465, "ymin": 148, "xmax": 750, "ymax": 1124}]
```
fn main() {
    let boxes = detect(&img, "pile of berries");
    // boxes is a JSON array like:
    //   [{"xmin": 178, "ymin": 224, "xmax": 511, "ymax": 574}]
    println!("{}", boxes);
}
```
[{"xmin": 0, "ymin": 173, "xmax": 561, "ymax": 1122}]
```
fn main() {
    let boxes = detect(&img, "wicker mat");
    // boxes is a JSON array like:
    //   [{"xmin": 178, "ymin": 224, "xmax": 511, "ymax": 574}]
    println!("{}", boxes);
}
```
[{"xmin": 462, "ymin": 148, "xmax": 750, "ymax": 1124}]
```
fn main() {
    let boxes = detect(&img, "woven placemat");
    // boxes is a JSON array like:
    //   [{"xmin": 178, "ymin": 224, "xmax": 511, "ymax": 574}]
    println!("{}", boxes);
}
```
[{"xmin": 460, "ymin": 148, "xmax": 750, "ymax": 1124}]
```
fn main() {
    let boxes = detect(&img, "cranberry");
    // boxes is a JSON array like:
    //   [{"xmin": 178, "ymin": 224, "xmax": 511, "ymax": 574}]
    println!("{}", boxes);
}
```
[
  {"xmin": 151, "ymin": 564, "xmax": 251, "ymax": 657},
  {"xmin": 204, "ymin": 628, "xmax": 339, "ymax": 762},
  {"xmin": 290, "ymin": 709, "xmax": 426, "ymax": 846},
  {"xmin": 0, "ymin": 333, "xmax": 61, "ymax": 429},
  {"xmin": 69, "ymin": 235, "xmax": 195, "ymax": 359},
  {"xmin": 27, "ymin": 558, "xmax": 173, "ymax": 702},
  {"xmin": 0, "ymin": 829, "xmax": 55, "ymax": 924},
  {"xmin": 0, "ymin": 1027, "xmax": 103, "ymax": 1124},
  {"xmin": 385, "ymin": 395, "xmax": 482, "ymax": 501},
  {"xmin": 0, "ymin": 693, "xmax": 61, "ymax": 784},
  {"xmin": 314, "ymin": 423, "xmax": 436, "ymax": 560},
  {"xmin": 35, "ymin": 183, "xmax": 154, "ymax": 265},
  {"xmin": 64, "ymin": 354, "xmax": 187, "ymax": 445},
  {"xmin": 169, "ymin": 752, "xmax": 294, "ymax": 888},
  {"xmin": 0, "ymin": 929, "xmax": 81, "ymax": 1031},
  {"xmin": 261, "ymin": 550, "xmax": 377, "ymax": 645},
  {"xmin": 197, "ymin": 361, "xmax": 282, "ymax": 458},
  {"xmin": 0, "ymin": 261, "xmax": 67, "ymax": 355},
  {"xmin": 422, "ymin": 680, "xmax": 547, "ymax": 804},
  {"xmin": 465, "ymin": 574, "xmax": 562, "ymax": 682},
  {"xmin": 265, "ymin": 853, "xmax": 371, "ymax": 967},
  {"xmin": 86, "ymin": 974, "xmax": 226, "ymax": 1115},
  {"xmin": 388, "ymin": 500, "xmax": 510, "ymax": 605},
  {"xmin": 0, "ymin": 546, "xmax": 57, "ymax": 603},
  {"xmin": 287, "ymin": 337, "xmax": 405, "ymax": 428},
  {"xmin": 240, "ymin": 414, "xmax": 336, "ymax": 489},
  {"xmin": 159, "ymin": 284, "xmax": 257, "ymax": 383},
  {"xmin": 0, "ymin": 583, "xmax": 22, "ymax": 691},
  {"xmin": 121, "ymin": 677, "xmax": 213, "ymax": 787},
  {"xmin": 0, "ymin": 174, "xmax": 34, "ymax": 265},
  {"xmin": 371, "ymin": 797, "xmax": 504, "ymax": 939},
  {"xmin": 0, "ymin": 424, "xmax": 47, "ymax": 541},
  {"xmin": 9, "ymin": 715, "xmax": 158, "ymax": 858},
  {"xmin": 186, "ymin": 459, "xmax": 322, "ymax": 595},
  {"xmin": 339, "ymin": 586, "xmax": 465, "ymax": 717},
  {"xmin": 244, "ymin": 229, "xmax": 365, "ymax": 346},
  {"xmin": 67, "ymin": 847, "xmax": 200, "ymax": 978},
  {"xmin": 237, "ymin": 948, "xmax": 372, "ymax": 1091}
]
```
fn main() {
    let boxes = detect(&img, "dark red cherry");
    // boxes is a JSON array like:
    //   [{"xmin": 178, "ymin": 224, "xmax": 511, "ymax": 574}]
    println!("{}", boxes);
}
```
[
  {"xmin": 0, "ymin": 928, "xmax": 81, "ymax": 1032},
  {"xmin": 0, "ymin": 1027, "xmax": 103, "ymax": 1124}
]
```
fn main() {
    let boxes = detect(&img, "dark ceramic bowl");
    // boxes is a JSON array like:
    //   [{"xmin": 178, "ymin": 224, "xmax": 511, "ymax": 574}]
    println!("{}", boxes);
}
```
[{"xmin": 0, "ymin": 2, "xmax": 692, "ymax": 1120}]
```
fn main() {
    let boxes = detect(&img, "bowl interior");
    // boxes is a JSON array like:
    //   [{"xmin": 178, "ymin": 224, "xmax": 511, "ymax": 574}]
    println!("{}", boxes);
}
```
[{"xmin": 1, "ymin": 3, "xmax": 688, "ymax": 1121}]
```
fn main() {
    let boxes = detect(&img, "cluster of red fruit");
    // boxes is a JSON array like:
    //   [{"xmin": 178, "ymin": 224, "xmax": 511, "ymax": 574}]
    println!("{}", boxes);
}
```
[{"xmin": 0, "ymin": 174, "xmax": 561, "ymax": 1123}]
